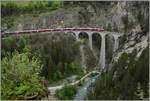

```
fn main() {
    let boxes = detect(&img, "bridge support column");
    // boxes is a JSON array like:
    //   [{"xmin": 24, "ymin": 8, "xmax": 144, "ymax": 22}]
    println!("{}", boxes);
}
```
[
  {"xmin": 88, "ymin": 32, "xmax": 93, "ymax": 50},
  {"xmin": 74, "ymin": 31, "xmax": 79, "ymax": 41},
  {"xmin": 99, "ymin": 33, "xmax": 107, "ymax": 69}
]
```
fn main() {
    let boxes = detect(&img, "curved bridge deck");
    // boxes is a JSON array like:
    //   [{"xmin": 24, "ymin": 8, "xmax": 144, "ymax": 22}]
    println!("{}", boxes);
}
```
[{"xmin": 2, "ymin": 28, "xmax": 104, "ymax": 37}]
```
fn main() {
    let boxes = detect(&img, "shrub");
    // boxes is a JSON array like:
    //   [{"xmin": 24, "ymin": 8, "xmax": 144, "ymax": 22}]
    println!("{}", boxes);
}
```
[
  {"xmin": 2, "ymin": 16, "xmax": 15, "ymax": 28},
  {"xmin": 1, "ymin": 35, "xmax": 31, "ymax": 58},
  {"xmin": 55, "ymin": 85, "xmax": 77, "ymax": 100},
  {"xmin": 84, "ymin": 46, "xmax": 96, "ymax": 71},
  {"xmin": 1, "ymin": 51, "xmax": 48, "ymax": 100}
]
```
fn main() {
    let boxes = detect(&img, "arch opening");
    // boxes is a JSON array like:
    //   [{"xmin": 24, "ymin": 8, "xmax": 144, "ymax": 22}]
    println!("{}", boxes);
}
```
[{"xmin": 78, "ymin": 32, "xmax": 89, "ymax": 40}]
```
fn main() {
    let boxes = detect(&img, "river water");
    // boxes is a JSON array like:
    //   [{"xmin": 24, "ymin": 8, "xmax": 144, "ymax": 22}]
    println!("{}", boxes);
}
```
[{"xmin": 73, "ymin": 74, "xmax": 99, "ymax": 100}]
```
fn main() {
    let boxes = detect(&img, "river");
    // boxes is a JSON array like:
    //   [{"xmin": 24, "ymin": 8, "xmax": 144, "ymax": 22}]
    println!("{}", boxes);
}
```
[{"xmin": 73, "ymin": 74, "xmax": 99, "ymax": 100}]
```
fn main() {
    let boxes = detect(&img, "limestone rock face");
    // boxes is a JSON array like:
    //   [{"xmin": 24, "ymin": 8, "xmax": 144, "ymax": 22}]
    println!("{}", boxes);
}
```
[{"xmin": 113, "ymin": 31, "xmax": 148, "ymax": 62}]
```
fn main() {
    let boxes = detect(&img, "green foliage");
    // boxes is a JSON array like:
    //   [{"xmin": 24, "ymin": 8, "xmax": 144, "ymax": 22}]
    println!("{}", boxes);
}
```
[
  {"xmin": 1, "ymin": 1, "xmax": 63, "ymax": 17},
  {"xmin": 1, "ymin": 33, "xmax": 85, "ymax": 99},
  {"xmin": 2, "ymin": 33, "xmax": 82, "ymax": 83},
  {"xmin": 2, "ymin": 35, "xmax": 31, "ymax": 58},
  {"xmin": 84, "ymin": 46, "xmax": 96, "ymax": 71},
  {"xmin": 134, "ymin": 46, "xmax": 149, "ymax": 98},
  {"xmin": 64, "ymin": 62, "xmax": 84, "ymax": 77},
  {"xmin": 1, "ymin": 16, "xmax": 15, "ymax": 28},
  {"xmin": 47, "ymin": 1, "xmax": 53, "ymax": 7},
  {"xmin": 55, "ymin": 85, "xmax": 77, "ymax": 100},
  {"xmin": 51, "ymin": 1, "xmax": 63, "ymax": 9},
  {"xmin": 1, "ymin": 51, "xmax": 48, "ymax": 100},
  {"xmin": 28, "ymin": 33, "xmax": 80, "ymax": 82},
  {"xmin": 1, "ymin": 2, "xmax": 19, "ymax": 16},
  {"xmin": 87, "ymin": 46, "xmax": 149, "ymax": 100}
]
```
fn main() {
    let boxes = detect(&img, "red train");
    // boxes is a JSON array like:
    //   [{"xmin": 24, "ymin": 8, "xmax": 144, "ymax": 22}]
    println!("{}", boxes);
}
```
[{"xmin": 2, "ymin": 28, "xmax": 104, "ymax": 38}]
